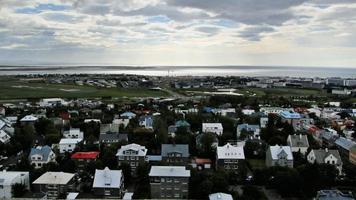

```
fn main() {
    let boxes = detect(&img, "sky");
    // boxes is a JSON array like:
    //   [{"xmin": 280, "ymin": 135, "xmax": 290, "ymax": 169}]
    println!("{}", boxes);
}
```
[{"xmin": 0, "ymin": 0, "xmax": 356, "ymax": 67}]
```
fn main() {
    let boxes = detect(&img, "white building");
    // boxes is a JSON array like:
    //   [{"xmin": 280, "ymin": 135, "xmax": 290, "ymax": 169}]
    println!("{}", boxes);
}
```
[
  {"xmin": 266, "ymin": 145, "xmax": 293, "ymax": 168},
  {"xmin": 242, "ymin": 109, "xmax": 255, "ymax": 115},
  {"xmin": 202, "ymin": 123, "xmax": 223, "ymax": 136},
  {"xmin": 20, "ymin": 115, "xmax": 38, "ymax": 125},
  {"xmin": 0, "ymin": 171, "xmax": 30, "ymax": 199},
  {"xmin": 209, "ymin": 193, "xmax": 233, "ymax": 200},
  {"xmin": 216, "ymin": 143, "xmax": 245, "ymax": 170},
  {"xmin": 0, "ymin": 130, "xmax": 11, "ymax": 144},
  {"xmin": 29, "ymin": 145, "xmax": 56, "ymax": 168},
  {"xmin": 63, "ymin": 128, "xmax": 84, "ymax": 139},
  {"xmin": 93, "ymin": 167, "xmax": 125, "ymax": 197},
  {"xmin": 260, "ymin": 117, "xmax": 268, "ymax": 128},
  {"xmin": 259, "ymin": 107, "xmax": 293, "ymax": 115},
  {"xmin": 59, "ymin": 138, "xmax": 82, "ymax": 153},
  {"xmin": 39, "ymin": 98, "xmax": 67, "ymax": 107}
]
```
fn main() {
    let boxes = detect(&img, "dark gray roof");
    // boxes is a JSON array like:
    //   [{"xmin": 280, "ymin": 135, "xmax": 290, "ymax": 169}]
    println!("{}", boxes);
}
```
[
  {"xmin": 313, "ymin": 149, "xmax": 342, "ymax": 165},
  {"xmin": 161, "ymin": 144, "xmax": 189, "ymax": 158},
  {"xmin": 288, "ymin": 135, "xmax": 309, "ymax": 148},
  {"xmin": 317, "ymin": 190, "xmax": 354, "ymax": 200},
  {"xmin": 99, "ymin": 133, "xmax": 128, "ymax": 143}
]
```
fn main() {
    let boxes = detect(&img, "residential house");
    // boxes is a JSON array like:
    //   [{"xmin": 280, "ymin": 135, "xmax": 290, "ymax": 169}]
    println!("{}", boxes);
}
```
[
  {"xmin": 279, "ymin": 111, "xmax": 301, "ymax": 125},
  {"xmin": 190, "ymin": 157, "xmax": 212, "ymax": 170},
  {"xmin": 167, "ymin": 120, "xmax": 190, "ymax": 137},
  {"xmin": 236, "ymin": 124, "xmax": 260, "ymax": 139},
  {"xmin": 29, "ymin": 145, "xmax": 56, "ymax": 168},
  {"xmin": 287, "ymin": 134, "xmax": 309, "ymax": 155},
  {"xmin": 116, "ymin": 143, "xmax": 148, "ymax": 173},
  {"xmin": 202, "ymin": 123, "xmax": 223, "ymax": 136},
  {"xmin": 0, "ymin": 171, "xmax": 30, "ymax": 199},
  {"xmin": 99, "ymin": 133, "xmax": 128, "ymax": 144},
  {"xmin": 63, "ymin": 128, "xmax": 84, "ymax": 139},
  {"xmin": 260, "ymin": 117, "xmax": 268, "ymax": 128},
  {"xmin": 320, "ymin": 130, "xmax": 339, "ymax": 148},
  {"xmin": 0, "ymin": 130, "xmax": 11, "ymax": 144},
  {"xmin": 71, "ymin": 151, "xmax": 100, "ymax": 171},
  {"xmin": 350, "ymin": 146, "xmax": 356, "ymax": 165},
  {"xmin": 120, "ymin": 112, "xmax": 136, "ymax": 119},
  {"xmin": 316, "ymin": 190, "xmax": 354, "ymax": 200},
  {"xmin": 161, "ymin": 144, "xmax": 189, "ymax": 165},
  {"xmin": 20, "ymin": 115, "xmax": 38, "ymax": 126},
  {"xmin": 335, "ymin": 137, "xmax": 356, "ymax": 159},
  {"xmin": 209, "ymin": 193, "xmax": 233, "ymax": 200},
  {"xmin": 266, "ymin": 145, "xmax": 293, "ymax": 168},
  {"xmin": 139, "ymin": 115, "xmax": 154, "ymax": 129},
  {"xmin": 259, "ymin": 107, "xmax": 293, "ymax": 115},
  {"xmin": 39, "ymin": 98, "xmax": 67, "ymax": 107},
  {"xmin": 149, "ymin": 166, "xmax": 190, "ymax": 199},
  {"xmin": 59, "ymin": 138, "xmax": 82, "ymax": 153},
  {"xmin": 307, "ymin": 149, "xmax": 343, "ymax": 174},
  {"xmin": 33, "ymin": 172, "xmax": 76, "ymax": 199},
  {"xmin": 92, "ymin": 167, "xmax": 125, "ymax": 198},
  {"xmin": 242, "ymin": 109, "xmax": 255, "ymax": 115},
  {"xmin": 216, "ymin": 143, "xmax": 245, "ymax": 171}
]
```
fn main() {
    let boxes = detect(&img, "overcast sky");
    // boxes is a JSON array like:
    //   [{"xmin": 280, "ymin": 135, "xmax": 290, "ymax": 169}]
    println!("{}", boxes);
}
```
[{"xmin": 0, "ymin": 0, "xmax": 356, "ymax": 67}]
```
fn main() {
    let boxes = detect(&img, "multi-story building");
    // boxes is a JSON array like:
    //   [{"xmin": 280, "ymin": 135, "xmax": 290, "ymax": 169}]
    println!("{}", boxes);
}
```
[
  {"xmin": 63, "ymin": 128, "xmax": 84, "ymax": 139},
  {"xmin": 32, "ymin": 172, "xmax": 76, "ymax": 199},
  {"xmin": 266, "ymin": 145, "xmax": 293, "ymax": 168},
  {"xmin": 202, "ymin": 123, "xmax": 223, "ymax": 136},
  {"xmin": 59, "ymin": 138, "xmax": 82, "ymax": 153},
  {"xmin": 287, "ymin": 134, "xmax": 309, "ymax": 155},
  {"xmin": 161, "ymin": 144, "xmax": 189, "ymax": 165},
  {"xmin": 71, "ymin": 151, "xmax": 100, "ymax": 171},
  {"xmin": 279, "ymin": 111, "xmax": 301, "ymax": 125},
  {"xmin": 307, "ymin": 149, "xmax": 343, "ymax": 174},
  {"xmin": 92, "ymin": 167, "xmax": 124, "ymax": 198},
  {"xmin": 29, "ymin": 145, "xmax": 56, "ymax": 168},
  {"xmin": 116, "ymin": 143, "xmax": 148, "ymax": 173},
  {"xmin": 149, "ymin": 166, "xmax": 190, "ymax": 199},
  {"xmin": 216, "ymin": 143, "xmax": 245, "ymax": 171},
  {"xmin": 0, "ymin": 171, "xmax": 30, "ymax": 199}
]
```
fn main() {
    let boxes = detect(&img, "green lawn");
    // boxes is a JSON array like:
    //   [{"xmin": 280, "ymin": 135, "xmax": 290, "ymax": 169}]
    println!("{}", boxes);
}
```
[
  {"xmin": 238, "ymin": 87, "xmax": 325, "ymax": 97},
  {"xmin": 0, "ymin": 79, "xmax": 168, "ymax": 99},
  {"xmin": 247, "ymin": 159, "xmax": 266, "ymax": 170}
]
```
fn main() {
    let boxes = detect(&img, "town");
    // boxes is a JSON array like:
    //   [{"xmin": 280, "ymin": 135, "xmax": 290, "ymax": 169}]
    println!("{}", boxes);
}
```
[{"xmin": 0, "ymin": 74, "xmax": 356, "ymax": 200}]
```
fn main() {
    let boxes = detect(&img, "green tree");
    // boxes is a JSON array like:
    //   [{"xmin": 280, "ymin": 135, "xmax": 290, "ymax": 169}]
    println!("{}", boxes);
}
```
[{"xmin": 12, "ymin": 183, "xmax": 27, "ymax": 198}]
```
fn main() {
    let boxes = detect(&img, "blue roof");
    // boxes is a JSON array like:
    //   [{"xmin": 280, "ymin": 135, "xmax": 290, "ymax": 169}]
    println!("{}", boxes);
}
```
[
  {"xmin": 280, "ymin": 111, "xmax": 301, "ymax": 119},
  {"xmin": 175, "ymin": 120, "xmax": 190, "ymax": 127},
  {"xmin": 203, "ymin": 107, "xmax": 215, "ymax": 113},
  {"xmin": 121, "ymin": 112, "xmax": 136, "ymax": 118},
  {"xmin": 237, "ymin": 124, "xmax": 260, "ymax": 132},
  {"xmin": 29, "ymin": 145, "xmax": 52, "ymax": 161},
  {"xmin": 335, "ymin": 137, "xmax": 356, "ymax": 151}
]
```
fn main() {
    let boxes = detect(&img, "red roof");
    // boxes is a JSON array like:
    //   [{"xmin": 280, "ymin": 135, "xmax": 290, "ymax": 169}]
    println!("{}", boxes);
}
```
[{"xmin": 71, "ymin": 151, "xmax": 100, "ymax": 159}]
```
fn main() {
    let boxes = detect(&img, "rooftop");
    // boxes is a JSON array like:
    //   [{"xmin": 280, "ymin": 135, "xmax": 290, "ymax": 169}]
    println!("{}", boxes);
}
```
[
  {"xmin": 33, "ymin": 172, "xmax": 75, "ymax": 185},
  {"xmin": 149, "ymin": 166, "xmax": 190, "ymax": 177},
  {"xmin": 71, "ymin": 151, "xmax": 100, "ymax": 159}
]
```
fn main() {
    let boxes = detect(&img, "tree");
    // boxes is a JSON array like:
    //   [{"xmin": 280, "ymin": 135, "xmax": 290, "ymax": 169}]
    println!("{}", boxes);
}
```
[
  {"xmin": 241, "ymin": 185, "xmax": 267, "ymax": 200},
  {"xmin": 118, "ymin": 162, "xmax": 132, "ymax": 186},
  {"xmin": 12, "ymin": 183, "xmax": 27, "ymax": 198}
]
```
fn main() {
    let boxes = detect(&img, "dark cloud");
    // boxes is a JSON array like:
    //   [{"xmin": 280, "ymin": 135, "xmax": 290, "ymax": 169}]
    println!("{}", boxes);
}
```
[
  {"xmin": 167, "ymin": 0, "xmax": 308, "ymax": 25},
  {"xmin": 238, "ymin": 26, "xmax": 275, "ymax": 41}
]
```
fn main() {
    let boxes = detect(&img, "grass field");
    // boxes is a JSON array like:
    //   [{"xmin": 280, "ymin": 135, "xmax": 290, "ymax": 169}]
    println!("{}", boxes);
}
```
[
  {"xmin": 176, "ymin": 87, "xmax": 325, "ymax": 97},
  {"xmin": 0, "ymin": 79, "xmax": 168, "ymax": 99},
  {"xmin": 247, "ymin": 159, "xmax": 266, "ymax": 170}
]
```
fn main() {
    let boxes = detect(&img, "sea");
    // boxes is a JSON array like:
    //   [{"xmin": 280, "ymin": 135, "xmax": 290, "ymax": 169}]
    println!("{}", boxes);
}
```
[{"xmin": 0, "ymin": 65, "xmax": 355, "ymax": 78}]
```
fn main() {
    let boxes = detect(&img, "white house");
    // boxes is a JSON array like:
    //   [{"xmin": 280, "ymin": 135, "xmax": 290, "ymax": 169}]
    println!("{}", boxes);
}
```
[
  {"xmin": 202, "ymin": 123, "xmax": 223, "ymax": 136},
  {"xmin": 216, "ymin": 143, "xmax": 245, "ymax": 170},
  {"xmin": 92, "ymin": 167, "xmax": 125, "ymax": 197},
  {"xmin": 242, "ymin": 109, "xmax": 255, "ymax": 115},
  {"xmin": 0, "ymin": 171, "xmax": 30, "ymax": 199},
  {"xmin": 39, "ymin": 98, "xmax": 67, "ymax": 107},
  {"xmin": 59, "ymin": 138, "xmax": 82, "ymax": 153},
  {"xmin": 307, "ymin": 149, "xmax": 343, "ymax": 174},
  {"xmin": 29, "ymin": 146, "xmax": 56, "ymax": 168},
  {"xmin": 266, "ymin": 145, "xmax": 294, "ymax": 168},
  {"xmin": 209, "ymin": 193, "xmax": 233, "ymax": 200},
  {"xmin": 20, "ymin": 115, "xmax": 38, "ymax": 125},
  {"xmin": 0, "ymin": 130, "xmax": 11, "ymax": 144},
  {"xmin": 63, "ymin": 128, "xmax": 84, "ymax": 139},
  {"xmin": 260, "ymin": 117, "xmax": 268, "ymax": 128}
]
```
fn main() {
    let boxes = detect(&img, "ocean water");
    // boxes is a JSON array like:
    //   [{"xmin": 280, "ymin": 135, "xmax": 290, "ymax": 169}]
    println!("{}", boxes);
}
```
[{"xmin": 0, "ymin": 65, "xmax": 355, "ymax": 78}]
